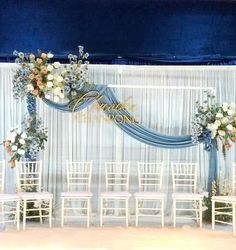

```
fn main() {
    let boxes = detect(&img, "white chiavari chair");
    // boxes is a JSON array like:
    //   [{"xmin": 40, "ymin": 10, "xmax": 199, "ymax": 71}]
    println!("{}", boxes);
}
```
[
  {"xmin": 100, "ymin": 162, "xmax": 131, "ymax": 227},
  {"xmin": 0, "ymin": 160, "xmax": 20, "ymax": 230},
  {"xmin": 16, "ymin": 161, "xmax": 53, "ymax": 229},
  {"xmin": 171, "ymin": 162, "xmax": 203, "ymax": 227},
  {"xmin": 212, "ymin": 163, "xmax": 236, "ymax": 236},
  {"xmin": 134, "ymin": 162, "xmax": 165, "ymax": 227},
  {"xmin": 61, "ymin": 161, "xmax": 93, "ymax": 227}
]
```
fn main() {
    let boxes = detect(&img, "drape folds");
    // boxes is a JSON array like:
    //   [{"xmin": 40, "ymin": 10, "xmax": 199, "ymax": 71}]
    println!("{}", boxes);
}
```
[
  {"xmin": 43, "ymin": 84, "xmax": 216, "ymax": 191},
  {"xmin": 43, "ymin": 85, "xmax": 193, "ymax": 148}
]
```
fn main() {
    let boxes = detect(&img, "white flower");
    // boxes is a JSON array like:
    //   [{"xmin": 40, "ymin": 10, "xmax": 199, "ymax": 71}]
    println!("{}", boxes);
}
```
[
  {"xmin": 216, "ymin": 113, "xmax": 223, "ymax": 118},
  {"xmin": 47, "ymin": 65, "xmax": 54, "ymax": 72},
  {"xmin": 46, "ymin": 81, "xmax": 53, "ymax": 88},
  {"xmin": 17, "ymin": 149, "xmax": 25, "ymax": 155},
  {"xmin": 53, "ymin": 62, "xmax": 60, "ymax": 69},
  {"xmin": 222, "ymin": 103, "xmax": 228, "ymax": 112},
  {"xmin": 226, "ymin": 124, "xmax": 233, "ymax": 130},
  {"xmin": 27, "ymin": 84, "xmax": 34, "ymax": 91},
  {"xmin": 45, "ymin": 94, "xmax": 50, "ymax": 99},
  {"xmin": 207, "ymin": 123, "xmax": 213, "ymax": 130},
  {"xmin": 211, "ymin": 129, "xmax": 217, "ymax": 139},
  {"xmin": 214, "ymin": 120, "xmax": 221, "ymax": 127},
  {"xmin": 221, "ymin": 117, "xmax": 228, "ymax": 124},
  {"xmin": 10, "ymin": 137, "xmax": 15, "ymax": 143},
  {"xmin": 54, "ymin": 96, "xmax": 59, "ymax": 102},
  {"xmin": 12, "ymin": 145, "xmax": 18, "ymax": 151},
  {"xmin": 47, "ymin": 52, "xmax": 54, "ymax": 59},
  {"xmin": 56, "ymin": 76, "xmax": 63, "ymax": 83},
  {"xmin": 19, "ymin": 139, "xmax": 25, "ymax": 145},
  {"xmin": 203, "ymin": 191, "xmax": 209, "ymax": 198},
  {"xmin": 33, "ymin": 200, "xmax": 42, "ymax": 208},
  {"xmin": 218, "ymin": 130, "xmax": 226, "ymax": 136},
  {"xmin": 227, "ymin": 109, "xmax": 234, "ymax": 116},
  {"xmin": 10, "ymin": 131, "xmax": 17, "ymax": 138},
  {"xmin": 212, "ymin": 124, "xmax": 218, "ymax": 130},
  {"xmin": 53, "ymin": 87, "xmax": 61, "ymax": 94},
  {"xmin": 16, "ymin": 128, "xmax": 21, "ymax": 134},
  {"xmin": 21, "ymin": 133, "xmax": 27, "ymax": 139},
  {"xmin": 230, "ymin": 102, "xmax": 235, "ymax": 110},
  {"xmin": 47, "ymin": 74, "xmax": 54, "ymax": 81},
  {"xmin": 59, "ymin": 93, "xmax": 64, "ymax": 99},
  {"xmin": 202, "ymin": 206, "xmax": 208, "ymax": 211}
]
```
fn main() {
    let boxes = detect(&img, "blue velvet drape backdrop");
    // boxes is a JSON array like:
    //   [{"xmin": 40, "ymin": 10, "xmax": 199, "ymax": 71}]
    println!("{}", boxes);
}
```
[{"xmin": 1, "ymin": 0, "xmax": 236, "ymax": 64}]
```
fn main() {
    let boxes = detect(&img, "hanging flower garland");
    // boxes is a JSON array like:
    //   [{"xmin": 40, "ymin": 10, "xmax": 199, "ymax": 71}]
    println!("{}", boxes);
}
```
[
  {"xmin": 192, "ymin": 91, "xmax": 236, "ymax": 156},
  {"xmin": 12, "ymin": 46, "xmax": 94, "ymax": 103},
  {"xmin": 1, "ymin": 114, "xmax": 47, "ymax": 167}
]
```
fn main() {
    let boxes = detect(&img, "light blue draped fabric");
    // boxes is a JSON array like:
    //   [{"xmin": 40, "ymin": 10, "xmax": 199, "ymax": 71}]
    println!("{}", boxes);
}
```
[{"xmin": 42, "ymin": 84, "xmax": 217, "ymax": 191}]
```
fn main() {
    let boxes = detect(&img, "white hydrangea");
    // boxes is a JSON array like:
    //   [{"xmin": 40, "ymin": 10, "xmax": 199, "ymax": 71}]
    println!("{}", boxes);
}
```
[{"xmin": 47, "ymin": 65, "xmax": 54, "ymax": 72}]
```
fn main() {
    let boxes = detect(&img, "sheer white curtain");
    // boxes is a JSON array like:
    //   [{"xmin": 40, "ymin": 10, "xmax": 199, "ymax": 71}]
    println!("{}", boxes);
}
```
[
  {"xmin": 1, "ymin": 63, "xmax": 236, "ymax": 216},
  {"xmin": 0, "ymin": 63, "xmax": 26, "ymax": 193}
]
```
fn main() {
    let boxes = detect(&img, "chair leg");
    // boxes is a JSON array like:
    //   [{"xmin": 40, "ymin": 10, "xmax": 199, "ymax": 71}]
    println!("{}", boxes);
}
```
[
  {"xmin": 233, "ymin": 203, "xmax": 236, "ymax": 236},
  {"xmin": 173, "ymin": 199, "xmax": 176, "ymax": 227},
  {"xmin": 100, "ymin": 198, "xmax": 103, "ymax": 227},
  {"xmin": 61, "ymin": 197, "xmax": 64, "ymax": 227},
  {"xmin": 49, "ymin": 198, "xmax": 52, "ymax": 228},
  {"xmin": 87, "ymin": 198, "xmax": 90, "ymax": 228},
  {"xmin": 135, "ymin": 198, "xmax": 138, "ymax": 227},
  {"xmin": 212, "ymin": 200, "xmax": 215, "ymax": 230},
  {"xmin": 39, "ymin": 201, "xmax": 43, "ymax": 224},
  {"xmin": 90, "ymin": 199, "xmax": 93, "ymax": 225},
  {"xmin": 125, "ymin": 199, "xmax": 129, "ymax": 227},
  {"xmin": 161, "ymin": 199, "xmax": 164, "ymax": 228},
  {"xmin": 0, "ymin": 201, "xmax": 3, "ymax": 224},
  {"xmin": 199, "ymin": 199, "xmax": 202, "ymax": 228},
  {"xmin": 16, "ymin": 200, "xmax": 20, "ymax": 231},
  {"xmin": 23, "ymin": 199, "xmax": 27, "ymax": 230}
]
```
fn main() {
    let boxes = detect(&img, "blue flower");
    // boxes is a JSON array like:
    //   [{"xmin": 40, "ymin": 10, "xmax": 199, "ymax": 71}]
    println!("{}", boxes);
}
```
[
  {"xmin": 75, "ymin": 81, "xmax": 83, "ymax": 90},
  {"xmin": 63, "ymin": 85, "xmax": 71, "ymax": 94}
]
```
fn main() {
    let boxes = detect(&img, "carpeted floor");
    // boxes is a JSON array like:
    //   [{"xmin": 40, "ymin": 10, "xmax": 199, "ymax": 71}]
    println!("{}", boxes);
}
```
[{"xmin": 0, "ymin": 225, "xmax": 236, "ymax": 250}]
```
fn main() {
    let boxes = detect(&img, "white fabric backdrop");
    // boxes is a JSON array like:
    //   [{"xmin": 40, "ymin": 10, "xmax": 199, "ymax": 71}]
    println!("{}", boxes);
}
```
[{"xmin": 0, "ymin": 63, "xmax": 236, "ymax": 216}]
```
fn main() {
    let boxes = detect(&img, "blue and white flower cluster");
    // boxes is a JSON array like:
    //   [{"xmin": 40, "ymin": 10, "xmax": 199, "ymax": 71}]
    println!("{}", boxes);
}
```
[
  {"xmin": 12, "ymin": 46, "xmax": 93, "ymax": 105},
  {"xmin": 2, "ymin": 114, "xmax": 47, "ymax": 166},
  {"xmin": 192, "ymin": 91, "xmax": 236, "ymax": 156},
  {"xmin": 23, "ymin": 114, "xmax": 47, "ymax": 160},
  {"xmin": 12, "ymin": 66, "xmax": 30, "ymax": 100},
  {"xmin": 62, "ymin": 46, "xmax": 91, "ymax": 101}
]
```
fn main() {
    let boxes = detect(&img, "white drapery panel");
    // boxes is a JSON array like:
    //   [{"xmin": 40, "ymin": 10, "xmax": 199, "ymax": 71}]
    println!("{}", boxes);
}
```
[
  {"xmin": 0, "ymin": 64, "xmax": 236, "ymax": 215},
  {"xmin": 0, "ymin": 64, "xmax": 26, "ymax": 193}
]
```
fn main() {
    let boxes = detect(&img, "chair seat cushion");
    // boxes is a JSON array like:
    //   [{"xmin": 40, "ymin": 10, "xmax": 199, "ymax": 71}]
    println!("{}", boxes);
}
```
[
  {"xmin": 18, "ymin": 192, "xmax": 53, "ymax": 199},
  {"xmin": 212, "ymin": 195, "xmax": 236, "ymax": 202},
  {"xmin": 61, "ymin": 191, "xmax": 93, "ymax": 197},
  {"xmin": 101, "ymin": 191, "xmax": 131, "ymax": 198},
  {"xmin": 0, "ymin": 193, "xmax": 20, "ymax": 201},
  {"xmin": 172, "ymin": 192, "xmax": 203, "ymax": 200},
  {"xmin": 134, "ymin": 192, "xmax": 165, "ymax": 198}
]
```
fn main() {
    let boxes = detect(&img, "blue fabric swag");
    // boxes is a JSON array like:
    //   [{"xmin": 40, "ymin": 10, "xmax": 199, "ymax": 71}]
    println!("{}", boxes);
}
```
[{"xmin": 42, "ymin": 84, "xmax": 217, "ymax": 192}]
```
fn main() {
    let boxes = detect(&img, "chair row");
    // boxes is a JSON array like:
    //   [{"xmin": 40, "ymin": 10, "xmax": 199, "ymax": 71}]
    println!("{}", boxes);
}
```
[{"xmin": 0, "ymin": 160, "xmax": 236, "ymax": 235}]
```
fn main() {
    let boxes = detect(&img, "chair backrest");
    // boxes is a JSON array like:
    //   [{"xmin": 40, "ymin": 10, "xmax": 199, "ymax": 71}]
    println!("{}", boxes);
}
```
[
  {"xmin": 66, "ymin": 161, "xmax": 92, "ymax": 192},
  {"xmin": 16, "ymin": 161, "xmax": 42, "ymax": 192},
  {"xmin": 137, "ymin": 161, "xmax": 164, "ymax": 192},
  {"xmin": 105, "ymin": 162, "xmax": 130, "ymax": 192},
  {"xmin": 233, "ymin": 163, "xmax": 236, "ymax": 195},
  {"xmin": 171, "ymin": 162, "xmax": 197, "ymax": 193},
  {"xmin": 0, "ymin": 160, "xmax": 5, "ymax": 193}
]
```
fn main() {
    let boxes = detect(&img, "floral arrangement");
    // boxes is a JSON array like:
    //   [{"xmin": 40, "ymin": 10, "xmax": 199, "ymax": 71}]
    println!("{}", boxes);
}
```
[
  {"xmin": 202, "ymin": 180, "xmax": 232, "ymax": 223},
  {"xmin": 13, "ymin": 46, "xmax": 93, "ymax": 103},
  {"xmin": 1, "ymin": 114, "xmax": 47, "ymax": 167},
  {"xmin": 192, "ymin": 91, "xmax": 236, "ymax": 156}
]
